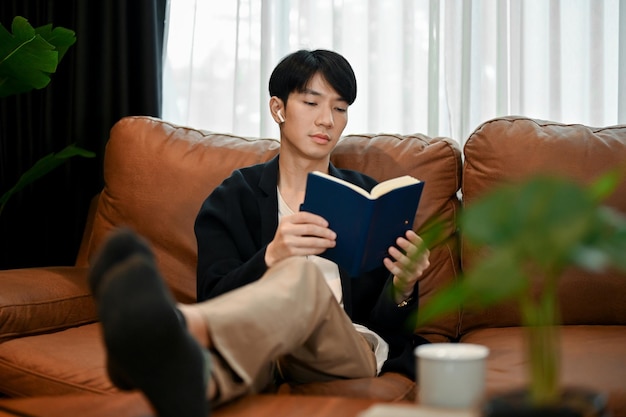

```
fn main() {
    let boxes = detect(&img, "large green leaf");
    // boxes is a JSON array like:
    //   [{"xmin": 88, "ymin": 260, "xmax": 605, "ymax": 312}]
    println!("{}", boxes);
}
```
[
  {"xmin": 0, "ymin": 144, "xmax": 95, "ymax": 215},
  {"xmin": 0, "ymin": 16, "xmax": 76, "ymax": 97},
  {"xmin": 414, "ymin": 248, "xmax": 528, "ymax": 328}
]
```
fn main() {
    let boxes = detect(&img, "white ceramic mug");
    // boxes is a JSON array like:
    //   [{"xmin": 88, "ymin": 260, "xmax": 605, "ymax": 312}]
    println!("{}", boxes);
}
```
[{"xmin": 415, "ymin": 343, "xmax": 490, "ymax": 409}]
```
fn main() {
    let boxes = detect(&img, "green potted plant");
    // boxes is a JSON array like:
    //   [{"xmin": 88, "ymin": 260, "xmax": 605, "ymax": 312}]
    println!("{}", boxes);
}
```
[
  {"xmin": 414, "ymin": 170, "xmax": 626, "ymax": 416},
  {"xmin": 0, "ymin": 16, "xmax": 94, "ymax": 216}
]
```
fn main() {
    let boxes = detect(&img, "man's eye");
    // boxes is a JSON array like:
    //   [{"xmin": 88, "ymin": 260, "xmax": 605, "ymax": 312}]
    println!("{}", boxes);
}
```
[
  {"xmin": 305, "ymin": 101, "xmax": 317, "ymax": 106},
  {"xmin": 335, "ymin": 107, "xmax": 347, "ymax": 113}
]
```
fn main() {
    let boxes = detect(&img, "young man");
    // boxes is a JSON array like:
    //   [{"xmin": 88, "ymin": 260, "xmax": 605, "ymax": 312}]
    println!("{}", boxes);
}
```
[{"xmin": 90, "ymin": 50, "xmax": 430, "ymax": 417}]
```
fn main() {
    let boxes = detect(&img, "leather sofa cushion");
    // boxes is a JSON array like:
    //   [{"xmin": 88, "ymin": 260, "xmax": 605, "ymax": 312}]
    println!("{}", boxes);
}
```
[
  {"xmin": 278, "ymin": 370, "xmax": 416, "ymax": 401},
  {"xmin": 0, "ymin": 267, "xmax": 96, "ymax": 343},
  {"xmin": 84, "ymin": 117, "xmax": 282, "ymax": 304},
  {"xmin": 83, "ymin": 116, "xmax": 463, "ymax": 342},
  {"xmin": 0, "ymin": 323, "xmax": 114, "ymax": 396},
  {"xmin": 461, "ymin": 117, "xmax": 626, "ymax": 332}
]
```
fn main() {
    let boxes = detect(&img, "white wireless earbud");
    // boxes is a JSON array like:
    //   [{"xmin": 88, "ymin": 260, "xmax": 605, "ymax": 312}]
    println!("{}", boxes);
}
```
[{"xmin": 277, "ymin": 111, "xmax": 285, "ymax": 123}]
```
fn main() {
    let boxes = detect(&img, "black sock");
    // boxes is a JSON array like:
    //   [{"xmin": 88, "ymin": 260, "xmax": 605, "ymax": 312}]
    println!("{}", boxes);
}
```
[
  {"xmin": 88, "ymin": 227, "xmax": 154, "ymax": 297},
  {"xmin": 95, "ymin": 254, "xmax": 209, "ymax": 417}
]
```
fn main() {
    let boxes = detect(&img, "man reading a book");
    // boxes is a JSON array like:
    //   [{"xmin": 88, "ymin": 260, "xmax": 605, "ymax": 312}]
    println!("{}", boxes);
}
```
[{"xmin": 89, "ymin": 49, "xmax": 431, "ymax": 417}]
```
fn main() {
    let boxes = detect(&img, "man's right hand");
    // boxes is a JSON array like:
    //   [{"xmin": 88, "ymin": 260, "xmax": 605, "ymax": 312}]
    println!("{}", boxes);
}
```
[{"xmin": 265, "ymin": 212, "xmax": 336, "ymax": 268}]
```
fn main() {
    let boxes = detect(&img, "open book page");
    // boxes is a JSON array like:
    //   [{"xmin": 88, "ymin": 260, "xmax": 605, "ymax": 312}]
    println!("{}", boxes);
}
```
[
  {"xmin": 370, "ymin": 175, "xmax": 421, "ymax": 198},
  {"xmin": 309, "ymin": 171, "xmax": 421, "ymax": 199}
]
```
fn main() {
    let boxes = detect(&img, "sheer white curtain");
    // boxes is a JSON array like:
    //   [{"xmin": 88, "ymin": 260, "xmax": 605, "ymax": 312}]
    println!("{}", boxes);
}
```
[{"xmin": 163, "ymin": 0, "xmax": 625, "ymax": 144}]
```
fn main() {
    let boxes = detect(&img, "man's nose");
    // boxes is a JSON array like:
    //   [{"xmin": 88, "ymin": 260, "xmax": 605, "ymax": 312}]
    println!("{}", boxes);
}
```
[{"xmin": 317, "ymin": 107, "xmax": 334, "ymax": 128}]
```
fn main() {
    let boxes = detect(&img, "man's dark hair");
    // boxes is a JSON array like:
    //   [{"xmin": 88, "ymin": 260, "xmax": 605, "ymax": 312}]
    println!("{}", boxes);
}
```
[{"xmin": 268, "ymin": 49, "xmax": 357, "ymax": 105}]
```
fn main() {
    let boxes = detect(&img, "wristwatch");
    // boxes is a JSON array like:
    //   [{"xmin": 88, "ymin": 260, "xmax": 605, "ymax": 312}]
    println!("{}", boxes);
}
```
[{"xmin": 397, "ymin": 296, "xmax": 414, "ymax": 308}]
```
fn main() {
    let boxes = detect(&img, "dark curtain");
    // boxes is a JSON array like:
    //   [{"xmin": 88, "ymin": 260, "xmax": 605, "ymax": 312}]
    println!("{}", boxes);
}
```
[{"xmin": 0, "ymin": 0, "xmax": 166, "ymax": 269}]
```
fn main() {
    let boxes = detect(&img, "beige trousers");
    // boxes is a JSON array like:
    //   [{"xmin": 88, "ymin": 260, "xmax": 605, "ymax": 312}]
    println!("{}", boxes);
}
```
[{"xmin": 195, "ymin": 257, "xmax": 378, "ymax": 404}]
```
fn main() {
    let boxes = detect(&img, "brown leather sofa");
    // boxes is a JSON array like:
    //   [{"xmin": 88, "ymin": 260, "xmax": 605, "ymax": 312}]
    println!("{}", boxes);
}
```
[{"xmin": 0, "ymin": 116, "xmax": 624, "ymax": 416}]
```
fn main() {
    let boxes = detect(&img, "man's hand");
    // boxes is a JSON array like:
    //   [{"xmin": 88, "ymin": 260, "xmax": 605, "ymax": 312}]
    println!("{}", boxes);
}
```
[
  {"xmin": 265, "ymin": 212, "xmax": 336, "ymax": 268},
  {"xmin": 384, "ymin": 230, "xmax": 431, "ymax": 304}
]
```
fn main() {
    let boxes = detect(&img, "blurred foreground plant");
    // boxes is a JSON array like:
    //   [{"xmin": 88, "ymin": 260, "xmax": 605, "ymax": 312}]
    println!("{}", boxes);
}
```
[{"xmin": 413, "ymin": 170, "xmax": 626, "ymax": 407}]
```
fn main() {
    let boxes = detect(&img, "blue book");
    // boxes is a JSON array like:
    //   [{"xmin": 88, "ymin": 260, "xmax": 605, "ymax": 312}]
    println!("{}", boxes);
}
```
[{"xmin": 300, "ymin": 171, "xmax": 425, "ymax": 276}]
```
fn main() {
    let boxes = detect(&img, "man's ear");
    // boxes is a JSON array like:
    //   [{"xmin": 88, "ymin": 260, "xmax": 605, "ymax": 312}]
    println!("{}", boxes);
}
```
[{"xmin": 269, "ymin": 96, "xmax": 285, "ymax": 124}]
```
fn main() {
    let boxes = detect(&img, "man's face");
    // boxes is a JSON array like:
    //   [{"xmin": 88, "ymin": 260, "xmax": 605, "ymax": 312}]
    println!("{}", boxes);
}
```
[{"xmin": 280, "ymin": 73, "xmax": 349, "ymax": 160}]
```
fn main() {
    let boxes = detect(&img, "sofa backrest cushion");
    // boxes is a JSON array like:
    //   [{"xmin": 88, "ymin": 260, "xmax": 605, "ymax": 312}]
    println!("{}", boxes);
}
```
[
  {"xmin": 84, "ymin": 117, "xmax": 280, "ymax": 303},
  {"xmin": 461, "ymin": 116, "xmax": 626, "ymax": 333},
  {"xmin": 331, "ymin": 133, "xmax": 463, "ymax": 341},
  {"xmin": 84, "ymin": 116, "xmax": 463, "ymax": 341}
]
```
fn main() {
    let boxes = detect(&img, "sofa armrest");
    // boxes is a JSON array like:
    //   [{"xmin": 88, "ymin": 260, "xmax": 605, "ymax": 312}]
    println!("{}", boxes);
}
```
[{"xmin": 0, "ymin": 266, "xmax": 97, "ymax": 342}]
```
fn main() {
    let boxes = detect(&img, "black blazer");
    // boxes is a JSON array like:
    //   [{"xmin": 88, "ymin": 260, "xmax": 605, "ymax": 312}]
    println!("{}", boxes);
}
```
[{"xmin": 194, "ymin": 156, "xmax": 427, "ymax": 378}]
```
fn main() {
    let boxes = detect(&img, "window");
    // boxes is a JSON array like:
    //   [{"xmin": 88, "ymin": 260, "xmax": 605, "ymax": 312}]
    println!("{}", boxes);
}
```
[{"xmin": 163, "ymin": 0, "xmax": 624, "ymax": 144}]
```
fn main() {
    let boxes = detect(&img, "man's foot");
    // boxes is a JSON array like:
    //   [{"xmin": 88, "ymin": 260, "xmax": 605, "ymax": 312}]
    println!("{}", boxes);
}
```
[
  {"xmin": 89, "ymin": 227, "xmax": 154, "ymax": 297},
  {"xmin": 90, "ymin": 231, "xmax": 209, "ymax": 417}
]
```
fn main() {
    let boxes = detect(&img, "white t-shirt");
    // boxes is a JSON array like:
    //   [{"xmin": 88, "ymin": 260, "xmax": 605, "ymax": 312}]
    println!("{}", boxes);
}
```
[{"xmin": 277, "ymin": 188, "xmax": 389, "ymax": 374}]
